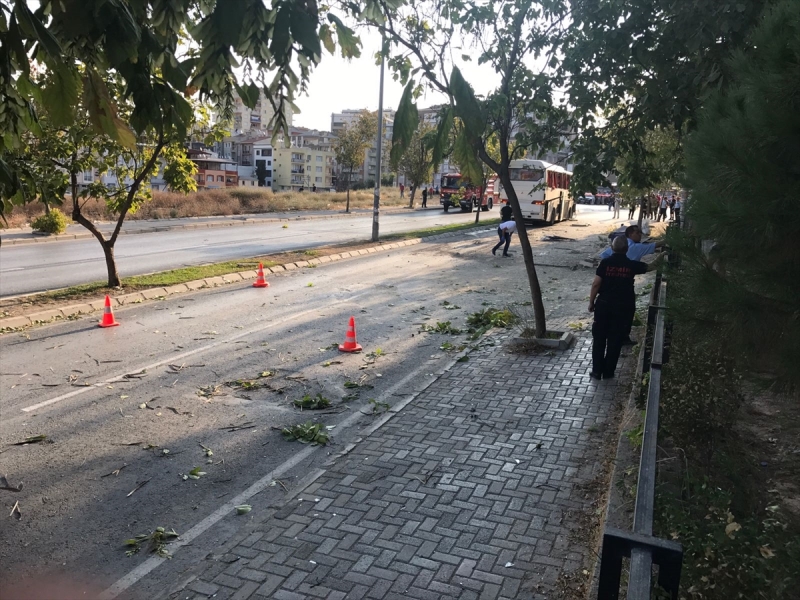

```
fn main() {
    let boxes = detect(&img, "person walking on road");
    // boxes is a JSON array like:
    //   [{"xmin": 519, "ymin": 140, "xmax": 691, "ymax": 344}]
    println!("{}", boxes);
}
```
[
  {"xmin": 399, "ymin": 183, "xmax": 405, "ymax": 199},
  {"xmin": 492, "ymin": 219, "xmax": 517, "ymax": 257},
  {"xmin": 657, "ymin": 196, "xmax": 669, "ymax": 222},
  {"xmin": 588, "ymin": 236, "xmax": 661, "ymax": 380},
  {"xmin": 673, "ymin": 196, "xmax": 682, "ymax": 226},
  {"xmin": 500, "ymin": 202, "xmax": 513, "ymax": 222},
  {"xmin": 421, "ymin": 187, "xmax": 428, "ymax": 208},
  {"xmin": 628, "ymin": 197, "xmax": 637, "ymax": 220},
  {"xmin": 612, "ymin": 194, "xmax": 621, "ymax": 218}
]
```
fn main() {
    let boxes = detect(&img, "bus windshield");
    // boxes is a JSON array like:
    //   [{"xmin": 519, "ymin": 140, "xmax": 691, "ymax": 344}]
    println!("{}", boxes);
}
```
[
  {"xmin": 508, "ymin": 168, "xmax": 544, "ymax": 182},
  {"xmin": 441, "ymin": 175, "xmax": 462, "ymax": 188}
]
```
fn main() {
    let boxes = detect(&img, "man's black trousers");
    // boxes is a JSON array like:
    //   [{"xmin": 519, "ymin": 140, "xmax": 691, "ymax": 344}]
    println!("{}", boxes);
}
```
[{"xmin": 592, "ymin": 299, "xmax": 633, "ymax": 377}]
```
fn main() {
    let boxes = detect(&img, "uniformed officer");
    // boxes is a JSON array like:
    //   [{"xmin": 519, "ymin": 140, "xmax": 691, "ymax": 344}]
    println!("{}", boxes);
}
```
[{"xmin": 588, "ymin": 235, "xmax": 662, "ymax": 379}]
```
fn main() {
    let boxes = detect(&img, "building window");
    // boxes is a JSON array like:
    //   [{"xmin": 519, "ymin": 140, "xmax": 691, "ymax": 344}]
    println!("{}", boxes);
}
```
[
  {"xmin": 316, "ymin": 166, "xmax": 323, "ymax": 173},
  {"xmin": 217, "ymin": 175, "xmax": 224, "ymax": 182},
  {"xmin": 316, "ymin": 156, "xmax": 323, "ymax": 162},
  {"xmin": 256, "ymin": 150, "xmax": 261, "ymax": 156},
  {"xmin": 83, "ymin": 170, "xmax": 93, "ymax": 182},
  {"xmin": 265, "ymin": 170, "xmax": 272, "ymax": 178},
  {"xmin": 206, "ymin": 175, "xmax": 213, "ymax": 182},
  {"xmin": 263, "ymin": 149, "xmax": 272, "ymax": 157},
  {"xmin": 315, "ymin": 177, "xmax": 322, "ymax": 183}
]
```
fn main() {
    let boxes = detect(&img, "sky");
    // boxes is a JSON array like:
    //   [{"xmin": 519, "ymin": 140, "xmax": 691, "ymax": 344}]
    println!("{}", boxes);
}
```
[{"xmin": 293, "ymin": 28, "xmax": 497, "ymax": 132}]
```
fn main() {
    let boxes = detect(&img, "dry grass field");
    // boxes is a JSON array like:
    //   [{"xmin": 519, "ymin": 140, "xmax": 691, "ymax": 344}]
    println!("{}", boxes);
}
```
[{"xmin": 4, "ymin": 186, "xmax": 407, "ymax": 228}]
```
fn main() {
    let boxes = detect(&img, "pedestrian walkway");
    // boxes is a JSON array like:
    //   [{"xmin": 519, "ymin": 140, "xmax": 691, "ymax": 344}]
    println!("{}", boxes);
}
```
[{"xmin": 167, "ymin": 331, "xmax": 631, "ymax": 600}]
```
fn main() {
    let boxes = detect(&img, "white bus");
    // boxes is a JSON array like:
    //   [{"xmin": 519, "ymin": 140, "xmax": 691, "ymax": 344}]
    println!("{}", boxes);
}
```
[{"xmin": 499, "ymin": 159, "xmax": 575, "ymax": 224}]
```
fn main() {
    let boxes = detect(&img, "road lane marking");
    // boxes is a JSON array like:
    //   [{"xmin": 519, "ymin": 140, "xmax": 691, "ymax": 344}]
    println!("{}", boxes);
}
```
[
  {"xmin": 21, "ymin": 291, "xmax": 368, "ymax": 413},
  {"xmin": 97, "ymin": 351, "xmax": 457, "ymax": 600}
]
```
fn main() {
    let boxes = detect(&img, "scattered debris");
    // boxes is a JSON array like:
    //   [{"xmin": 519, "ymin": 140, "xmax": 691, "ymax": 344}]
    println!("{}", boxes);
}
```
[
  {"xmin": 259, "ymin": 370, "xmax": 275, "ymax": 378},
  {"xmin": 124, "ymin": 527, "xmax": 179, "ymax": 558},
  {"xmin": 200, "ymin": 444, "xmax": 213, "ymax": 457},
  {"xmin": 542, "ymin": 235, "xmax": 573, "ymax": 242},
  {"xmin": 0, "ymin": 475, "xmax": 23, "ymax": 493},
  {"xmin": 294, "ymin": 394, "xmax": 332, "ymax": 410},
  {"xmin": 322, "ymin": 360, "xmax": 343, "ymax": 367},
  {"xmin": 126, "ymin": 479, "xmax": 151, "ymax": 497},
  {"xmin": 220, "ymin": 422, "xmax": 256, "ymax": 433},
  {"xmin": 101, "ymin": 465, "xmax": 128, "ymax": 478},
  {"xmin": 183, "ymin": 467, "xmax": 206, "ymax": 480},
  {"xmin": 420, "ymin": 321, "xmax": 462, "ymax": 335},
  {"xmin": 123, "ymin": 369, "xmax": 147, "ymax": 379},
  {"xmin": 281, "ymin": 422, "xmax": 330, "ymax": 445},
  {"xmin": 10, "ymin": 434, "xmax": 47, "ymax": 446},
  {"xmin": 457, "ymin": 355, "xmax": 470, "ymax": 363},
  {"xmin": 364, "ymin": 399, "xmax": 390, "ymax": 415},
  {"xmin": 269, "ymin": 479, "xmax": 290, "ymax": 492},
  {"xmin": 504, "ymin": 562, "xmax": 515, "ymax": 568},
  {"xmin": 9, "ymin": 500, "xmax": 21, "ymax": 520},
  {"xmin": 235, "ymin": 505, "xmax": 252, "ymax": 515},
  {"xmin": 197, "ymin": 385, "xmax": 225, "ymax": 399},
  {"xmin": 225, "ymin": 379, "xmax": 266, "ymax": 391}
]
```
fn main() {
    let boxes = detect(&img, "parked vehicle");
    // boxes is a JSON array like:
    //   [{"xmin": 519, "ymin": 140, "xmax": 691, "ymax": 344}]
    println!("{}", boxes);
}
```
[
  {"xmin": 439, "ymin": 173, "xmax": 496, "ymax": 212},
  {"xmin": 497, "ymin": 159, "xmax": 575, "ymax": 224}
]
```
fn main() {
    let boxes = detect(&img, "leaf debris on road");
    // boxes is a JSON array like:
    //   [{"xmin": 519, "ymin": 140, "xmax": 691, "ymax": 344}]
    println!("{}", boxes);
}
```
[
  {"xmin": 124, "ymin": 527, "xmax": 179, "ymax": 558},
  {"xmin": 101, "ymin": 465, "xmax": 128, "ymax": 478},
  {"xmin": 9, "ymin": 501, "xmax": 21, "ymax": 520},
  {"xmin": 219, "ymin": 422, "xmax": 256, "ymax": 433}
]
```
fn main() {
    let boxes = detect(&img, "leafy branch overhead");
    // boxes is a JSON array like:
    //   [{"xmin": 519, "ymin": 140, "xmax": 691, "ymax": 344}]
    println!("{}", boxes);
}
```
[{"xmin": 0, "ymin": 0, "xmax": 366, "ymax": 211}]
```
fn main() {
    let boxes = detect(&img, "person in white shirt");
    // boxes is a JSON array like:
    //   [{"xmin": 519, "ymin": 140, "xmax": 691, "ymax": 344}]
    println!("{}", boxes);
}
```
[
  {"xmin": 600, "ymin": 225, "xmax": 665, "ymax": 261},
  {"xmin": 492, "ymin": 220, "xmax": 517, "ymax": 257},
  {"xmin": 657, "ymin": 196, "xmax": 669, "ymax": 222},
  {"xmin": 673, "ymin": 197, "xmax": 682, "ymax": 226},
  {"xmin": 612, "ymin": 195, "xmax": 621, "ymax": 218}
]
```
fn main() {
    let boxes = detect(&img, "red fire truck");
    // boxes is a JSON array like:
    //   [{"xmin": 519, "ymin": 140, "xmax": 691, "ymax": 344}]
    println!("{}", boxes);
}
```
[{"xmin": 439, "ymin": 173, "xmax": 498, "ymax": 213}]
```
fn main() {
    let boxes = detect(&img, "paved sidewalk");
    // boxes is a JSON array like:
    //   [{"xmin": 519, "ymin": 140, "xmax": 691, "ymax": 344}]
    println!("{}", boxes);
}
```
[{"xmin": 164, "ymin": 331, "xmax": 630, "ymax": 600}]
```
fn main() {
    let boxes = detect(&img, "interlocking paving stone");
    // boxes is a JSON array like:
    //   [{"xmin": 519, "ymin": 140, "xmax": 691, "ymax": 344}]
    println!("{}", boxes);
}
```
[{"xmin": 168, "ymin": 333, "xmax": 632, "ymax": 599}]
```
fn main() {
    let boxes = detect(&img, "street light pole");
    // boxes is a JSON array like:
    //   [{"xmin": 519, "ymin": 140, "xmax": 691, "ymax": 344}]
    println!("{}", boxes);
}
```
[{"xmin": 372, "ymin": 37, "xmax": 386, "ymax": 242}]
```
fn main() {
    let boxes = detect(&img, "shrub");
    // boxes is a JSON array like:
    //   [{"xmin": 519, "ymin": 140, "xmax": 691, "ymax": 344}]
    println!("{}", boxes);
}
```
[{"xmin": 31, "ymin": 208, "xmax": 69, "ymax": 234}]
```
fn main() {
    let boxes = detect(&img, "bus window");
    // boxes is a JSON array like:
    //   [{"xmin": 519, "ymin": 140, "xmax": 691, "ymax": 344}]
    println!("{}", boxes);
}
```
[{"xmin": 509, "ymin": 168, "xmax": 543, "ymax": 181}]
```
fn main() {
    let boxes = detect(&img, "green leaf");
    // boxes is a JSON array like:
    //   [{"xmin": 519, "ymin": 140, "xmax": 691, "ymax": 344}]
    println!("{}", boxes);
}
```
[
  {"xmin": 290, "ymin": 2, "xmax": 321, "ymax": 58},
  {"xmin": 235, "ymin": 504, "xmax": 252, "ymax": 514},
  {"xmin": 41, "ymin": 65, "xmax": 81, "ymax": 127},
  {"xmin": 270, "ymin": 3, "xmax": 293, "ymax": 62},
  {"xmin": 431, "ymin": 106, "xmax": 454, "ymax": 168},
  {"xmin": 13, "ymin": 2, "xmax": 61, "ymax": 61},
  {"xmin": 391, "ymin": 81, "xmax": 420, "ymax": 166},
  {"xmin": 449, "ymin": 66, "xmax": 483, "ymax": 141},
  {"xmin": 319, "ymin": 24, "xmax": 335, "ymax": 54},
  {"xmin": 452, "ymin": 128, "xmax": 482, "ymax": 184},
  {"xmin": 327, "ymin": 14, "xmax": 361, "ymax": 59},
  {"xmin": 83, "ymin": 70, "xmax": 137, "ymax": 149}
]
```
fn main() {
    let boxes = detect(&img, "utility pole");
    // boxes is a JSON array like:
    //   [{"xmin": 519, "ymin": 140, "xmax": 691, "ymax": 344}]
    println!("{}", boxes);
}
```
[{"xmin": 372, "ymin": 37, "xmax": 386, "ymax": 242}]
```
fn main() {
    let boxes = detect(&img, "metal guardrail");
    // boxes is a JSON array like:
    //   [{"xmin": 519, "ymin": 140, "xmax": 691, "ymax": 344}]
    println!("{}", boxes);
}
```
[{"xmin": 597, "ymin": 271, "xmax": 684, "ymax": 599}]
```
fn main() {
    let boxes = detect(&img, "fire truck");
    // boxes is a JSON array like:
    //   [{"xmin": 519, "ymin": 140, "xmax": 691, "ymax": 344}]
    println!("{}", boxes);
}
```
[{"xmin": 439, "ymin": 173, "xmax": 499, "ymax": 213}]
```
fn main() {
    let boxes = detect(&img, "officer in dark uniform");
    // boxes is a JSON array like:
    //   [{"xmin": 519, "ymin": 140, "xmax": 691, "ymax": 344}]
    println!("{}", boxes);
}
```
[
  {"xmin": 500, "ymin": 202, "xmax": 513, "ymax": 222},
  {"xmin": 588, "ymin": 235, "xmax": 662, "ymax": 379}
]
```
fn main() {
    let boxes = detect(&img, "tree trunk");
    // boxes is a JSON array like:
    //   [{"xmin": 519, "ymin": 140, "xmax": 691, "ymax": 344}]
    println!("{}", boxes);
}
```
[
  {"xmin": 101, "ymin": 241, "xmax": 121, "ymax": 287},
  {"xmin": 408, "ymin": 185, "xmax": 416, "ymax": 208},
  {"xmin": 70, "ymin": 170, "xmax": 121, "ymax": 288},
  {"xmin": 345, "ymin": 171, "xmax": 351, "ymax": 213},
  {"xmin": 500, "ymin": 170, "xmax": 547, "ymax": 337},
  {"xmin": 475, "ymin": 175, "xmax": 487, "ymax": 224}
]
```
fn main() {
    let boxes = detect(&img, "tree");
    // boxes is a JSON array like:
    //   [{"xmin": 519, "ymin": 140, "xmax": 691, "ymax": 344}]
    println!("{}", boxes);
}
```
[
  {"xmin": 0, "ymin": 0, "xmax": 366, "ymax": 215},
  {"xmin": 391, "ymin": 123, "xmax": 435, "ymax": 208},
  {"xmin": 563, "ymin": 0, "xmax": 769, "ymax": 192},
  {"xmin": 332, "ymin": 110, "xmax": 377, "ymax": 212},
  {"xmin": 18, "ymin": 80, "xmax": 197, "ymax": 287},
  {"xmin": 677, "ymin": 0, "xmax": 800, "ymax": 390},
  {"xmin": 255, "ymin": 162, "xmax": 269, "ymax": 187},
  {"xmin": 380, "ymin": 0, "xmax": 571, "ymax": 337}
]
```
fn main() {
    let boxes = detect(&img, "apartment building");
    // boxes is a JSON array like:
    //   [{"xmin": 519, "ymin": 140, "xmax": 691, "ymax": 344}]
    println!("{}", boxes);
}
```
[
  {"xmin": 330, "ymin": 109, "xmax": 394, "ymax": 184},
  {"xmin": 226, "ymin": 88, "xmax": 294, "ymax": 135},
  {"xmin": 217, "ymin": 127, "xmax": 335, "ymax": 191}
]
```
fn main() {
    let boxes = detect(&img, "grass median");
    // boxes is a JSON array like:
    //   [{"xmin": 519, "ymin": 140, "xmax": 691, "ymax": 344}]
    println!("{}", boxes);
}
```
[{"xmin": 2, "ymin": 218, "xmax": 499, "ymax": 315}]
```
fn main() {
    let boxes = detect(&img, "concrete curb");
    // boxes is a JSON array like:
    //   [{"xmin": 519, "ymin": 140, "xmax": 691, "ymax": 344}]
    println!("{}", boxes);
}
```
[
  {"xmin": 0, "ymin": 225, "xmax": 496, "ymax": 332},
  {"xmin": 1, "ymin": 206, "xmax": 445, "ymax": 246}
]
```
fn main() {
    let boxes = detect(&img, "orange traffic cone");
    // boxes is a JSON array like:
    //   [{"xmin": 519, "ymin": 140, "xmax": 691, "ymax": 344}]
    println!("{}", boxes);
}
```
[
  {"xmin": 98, "ymin": 295, "xmax": 120, "ymax": 328},
  {"xmin": 253, "ymin": 263, "xmax": 270, "ymax": 288},
  {"xmin": 338, "ymin": 316, "xmax": 362, "ymax": 352}
]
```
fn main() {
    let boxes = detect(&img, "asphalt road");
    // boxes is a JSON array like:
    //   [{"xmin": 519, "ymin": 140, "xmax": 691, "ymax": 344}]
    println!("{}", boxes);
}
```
[
  {"xmin": 0, "ymin": 208, "xmax": 489, "ymax": 298},
  {"xmin": 0, "ymin": 204, "xmax": 622, "ymax": 599}
]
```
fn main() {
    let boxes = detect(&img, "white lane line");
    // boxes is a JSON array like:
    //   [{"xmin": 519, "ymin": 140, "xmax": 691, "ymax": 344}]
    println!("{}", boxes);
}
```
[
  {"xmin": 98, "ymin": 354, "xmax": 452, "ymax": 600},
  {"xmin": 22, "ymin": 292, "xmax": 368, "ymax": 413},
  {"xmin": 0, "ymin": 267, "xmax": 25, "ymax": 272}
]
